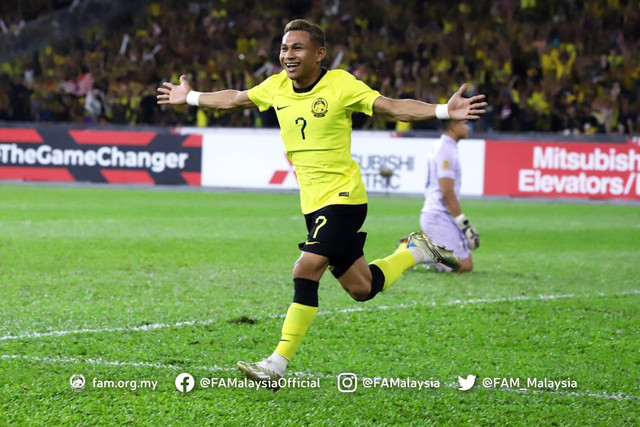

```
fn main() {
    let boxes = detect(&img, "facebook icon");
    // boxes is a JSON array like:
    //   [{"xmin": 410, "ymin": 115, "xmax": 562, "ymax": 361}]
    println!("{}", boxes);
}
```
[{"xmin": 175, "ymin": 373, "xmax": 195, "ymax": 393}]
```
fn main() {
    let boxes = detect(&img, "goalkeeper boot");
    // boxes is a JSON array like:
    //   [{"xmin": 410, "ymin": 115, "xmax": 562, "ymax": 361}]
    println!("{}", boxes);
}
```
[
  {"xmin": 237, "ymin": 358, "xmax": 283, "ymax": 391},
  {"xmin": 407, "ymin": 231, "xmax": 460, "ymax": 270}
]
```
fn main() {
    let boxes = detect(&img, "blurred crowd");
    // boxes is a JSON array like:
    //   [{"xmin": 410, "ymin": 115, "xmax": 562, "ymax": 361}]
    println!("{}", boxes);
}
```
[
  {"xmin": 0, "ymin": 0, "xmax": 638, "ymax": 134},
  {"xmin": 0, "ymin": 0, "xmax": 75, "ymax": 34}
]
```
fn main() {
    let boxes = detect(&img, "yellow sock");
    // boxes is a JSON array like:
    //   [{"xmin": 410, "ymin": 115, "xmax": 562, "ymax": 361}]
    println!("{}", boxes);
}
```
[
  {"xmin": 370, "ymin": 249, "xmax": 416, "ymax": 291},
  {"xmin": 394, "ymin": 240, "xmax": 408, "ymax": 254},
  {"xmin": 274, "ymin": 302, "xmax": 318, "ymax": 361}
]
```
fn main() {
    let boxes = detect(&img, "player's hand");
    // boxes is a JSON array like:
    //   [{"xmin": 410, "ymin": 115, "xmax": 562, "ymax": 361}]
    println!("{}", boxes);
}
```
[
  {"xmin": 455, "ymin": 213, "xmax": 480, "ymax": 250},
  {"xmin": 157, "ymin": 75, "xmax": 191, "ymax": 105},
  {"xmin": 446, "ymin": 84, "xmax": 487, "ymax": 120}
]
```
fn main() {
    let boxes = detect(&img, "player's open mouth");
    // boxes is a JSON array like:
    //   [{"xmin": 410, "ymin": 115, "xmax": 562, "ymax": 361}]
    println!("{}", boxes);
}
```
[{"xmin": 285, "ymin": 63, "xmax": 300, "ymax": 71}]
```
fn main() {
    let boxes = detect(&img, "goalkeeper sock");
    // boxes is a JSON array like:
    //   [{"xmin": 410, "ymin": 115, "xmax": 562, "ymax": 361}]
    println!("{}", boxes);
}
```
[
  {"xmin": 274, "ymin": 278, "xmax": 319, "ymax": 361},
  {"xmin": 370, "ymin": 249, "xmax": 416, "ymax": 292}
]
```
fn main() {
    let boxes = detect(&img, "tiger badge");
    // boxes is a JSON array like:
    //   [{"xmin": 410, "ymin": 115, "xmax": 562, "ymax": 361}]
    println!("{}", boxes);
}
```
[{"xmin": 311, "ymin": 98, "xmax": 328, "ymax": 118}]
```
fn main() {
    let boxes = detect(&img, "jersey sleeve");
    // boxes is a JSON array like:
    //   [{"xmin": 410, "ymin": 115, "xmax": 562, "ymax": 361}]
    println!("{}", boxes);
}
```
[
  {"xmin": 247, "ymin": 75, "xmax": 277, "ymax": 112},
  {"xmin": 434, "ymin": 145, "xmax": 458, "ymax": 180},
  {"xmin": 338, "ymin": 71, "xmax": 381, "ymax": 116}
]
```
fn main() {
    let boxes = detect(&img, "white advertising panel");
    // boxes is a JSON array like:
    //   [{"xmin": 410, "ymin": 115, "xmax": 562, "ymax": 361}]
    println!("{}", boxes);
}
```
[{"xmin": 198, "ymin": 128, "xmax": 485, "ymax": 196}]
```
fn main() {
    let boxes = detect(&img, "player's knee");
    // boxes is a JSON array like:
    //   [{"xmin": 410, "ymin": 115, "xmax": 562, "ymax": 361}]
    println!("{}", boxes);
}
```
[
  {"xmin": 349, "ymin": 288, "xmax": 370, "ymax": 302},
  {"xmin": 293, "ymin": 257, "xmax": 326, "ymax": 279},
  {"xmin": 456, "ymin": 258, "xmax": 473, "ymax": 273},
  {"xmin": 343, "ymin": 281, "xmax": 371, "ymax": 301}
]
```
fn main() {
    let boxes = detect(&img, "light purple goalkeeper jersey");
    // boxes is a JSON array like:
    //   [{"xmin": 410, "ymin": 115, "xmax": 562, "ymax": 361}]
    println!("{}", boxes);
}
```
[
  {"xmin": 419, "ymin": 134, "xmax": 469, "ymax": 263},
  {"xmin": 421, "ymin": 134, "xmax": 461, "ymax": 214}
]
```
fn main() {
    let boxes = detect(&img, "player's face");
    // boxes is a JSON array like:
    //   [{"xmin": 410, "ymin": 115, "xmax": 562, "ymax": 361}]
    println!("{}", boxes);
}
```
[
  {"xmin": 280, "ymin": 30, "xmax": 325, "ymax": 88},
  {"xmin": 455, "ymin": 120, "xmax": 469, "ymax": 139}
]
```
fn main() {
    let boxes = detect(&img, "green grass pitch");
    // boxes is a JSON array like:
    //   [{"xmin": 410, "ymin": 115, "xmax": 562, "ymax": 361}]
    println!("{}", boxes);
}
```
[{"xmin": 0, "ymin": 184, "xmax": 638, "ymax": 425}]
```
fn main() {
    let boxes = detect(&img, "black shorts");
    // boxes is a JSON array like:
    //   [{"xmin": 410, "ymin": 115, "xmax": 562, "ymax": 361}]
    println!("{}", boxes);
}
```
[{"xmin": 298, "ymin": 204, "xmax": 368, "ymax": 278}]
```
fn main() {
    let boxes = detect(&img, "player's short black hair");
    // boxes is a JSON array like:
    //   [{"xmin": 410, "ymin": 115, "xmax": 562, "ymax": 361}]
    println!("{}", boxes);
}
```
[{"xmin": 284, "ymin": 19, "xmax": 325, "ymax": 47}]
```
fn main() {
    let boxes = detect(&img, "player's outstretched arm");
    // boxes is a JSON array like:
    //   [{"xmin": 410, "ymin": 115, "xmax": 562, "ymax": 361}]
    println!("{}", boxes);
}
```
[
  {"xmin": 156, "ymin": 75, "xmax": 255, "ymax": 111},
  {"xmin": 373, "ymin": 83, "xmax": 487, "ymax": 122}
]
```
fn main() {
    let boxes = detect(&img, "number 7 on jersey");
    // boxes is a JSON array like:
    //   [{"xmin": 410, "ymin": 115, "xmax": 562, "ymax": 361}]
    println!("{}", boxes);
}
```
[{"xmin": 295, "ymin": 117, "xmax": 307, "ymax": 140}]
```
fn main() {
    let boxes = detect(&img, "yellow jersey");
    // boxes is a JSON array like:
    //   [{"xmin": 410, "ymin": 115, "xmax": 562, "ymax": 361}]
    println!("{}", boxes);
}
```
[{"xmin": 247, "ymin": 69, "xmax": 381, "ymax": 214}]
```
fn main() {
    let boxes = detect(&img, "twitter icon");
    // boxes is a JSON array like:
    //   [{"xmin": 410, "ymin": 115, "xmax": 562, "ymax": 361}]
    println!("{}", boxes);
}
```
[{"xmin": 458, "ymin": 374, "xmax": 476, "ymax": 391}]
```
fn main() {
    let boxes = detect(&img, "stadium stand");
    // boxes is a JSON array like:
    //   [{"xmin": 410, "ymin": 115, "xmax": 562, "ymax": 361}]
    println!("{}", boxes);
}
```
[
  {"xmin": 0, "ymin": 0, "xmax": 638, "ymax": 134},
  {"xmin": 0, "ymin": 0, "xmax": 75, "ymax": 30}
]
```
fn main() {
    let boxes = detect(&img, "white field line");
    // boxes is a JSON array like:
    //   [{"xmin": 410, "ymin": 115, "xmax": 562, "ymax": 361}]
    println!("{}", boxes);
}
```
[
  {"xmin": 442, "ymin": 382, "xmax": 638, "ymax": 402},
  {"xmin": 1, "ymin": 354, "xmax": 637, "ymax": 402},
  {"xmin": 483, "ymin": 385, "xmax": 638, "ymax": 402},
  {"xmin": 1, "ymin": 289, "xmax": 638, "ymax": 342},
  {"xmin": 0, "ymin": 354, "xmax": 231, "ymax": 373}
]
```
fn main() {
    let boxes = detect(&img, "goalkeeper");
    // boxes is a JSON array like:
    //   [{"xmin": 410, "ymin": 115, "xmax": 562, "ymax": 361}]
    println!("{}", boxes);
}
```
[{"xmin": 401, "ymin": 119, "xmax": 480, "ymax": 273}]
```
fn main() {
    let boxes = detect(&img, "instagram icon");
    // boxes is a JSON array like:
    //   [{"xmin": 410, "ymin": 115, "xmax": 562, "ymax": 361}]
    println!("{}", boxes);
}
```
[{"xmin": 337, "ymin": 373, "xmax": 358, "ymax": 393}]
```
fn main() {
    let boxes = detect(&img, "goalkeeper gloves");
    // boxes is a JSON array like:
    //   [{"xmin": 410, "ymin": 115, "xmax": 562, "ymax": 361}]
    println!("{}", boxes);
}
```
[{"xmin": 455, "ymin": 213, "xmax": 480, "ymax": 250}]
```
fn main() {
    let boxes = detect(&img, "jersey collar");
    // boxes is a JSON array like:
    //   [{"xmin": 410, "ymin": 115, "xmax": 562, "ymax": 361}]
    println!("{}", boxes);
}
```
[
  {"xmin": 441, "ymin": 133, "xmax": 458, "ymax": 146},
  {"xmin": 293, "ymin": 68, "xmax": 327, "ymax": 93}
]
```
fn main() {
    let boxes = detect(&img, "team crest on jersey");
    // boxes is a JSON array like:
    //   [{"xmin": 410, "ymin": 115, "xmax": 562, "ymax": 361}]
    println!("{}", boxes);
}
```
[
  {"xmin": 443, "ymin": 160, "xmax": 450, "ymax": 170},
  {"xmin": 311, "ymin": 98, "xmax": 328, "ymax": 117}
]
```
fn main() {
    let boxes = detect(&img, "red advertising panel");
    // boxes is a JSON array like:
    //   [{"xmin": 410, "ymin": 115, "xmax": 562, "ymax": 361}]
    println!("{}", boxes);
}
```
[
  {"xmin": 484, "ymin": 139, "xmax": 640, "ymax": 200},
  {"xmin": 0, "ymin": 127, "xmax": 202, "ymax": 185}
]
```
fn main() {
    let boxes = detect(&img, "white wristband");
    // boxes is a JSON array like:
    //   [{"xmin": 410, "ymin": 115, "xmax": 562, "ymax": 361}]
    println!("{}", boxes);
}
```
[
  {"xmin": 435, "ymin": 103, "xmax": 450, "ymax": 120},
  {"xmin": 186, "ymin": 90, "xmax": 202, "ymax": 107}
]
